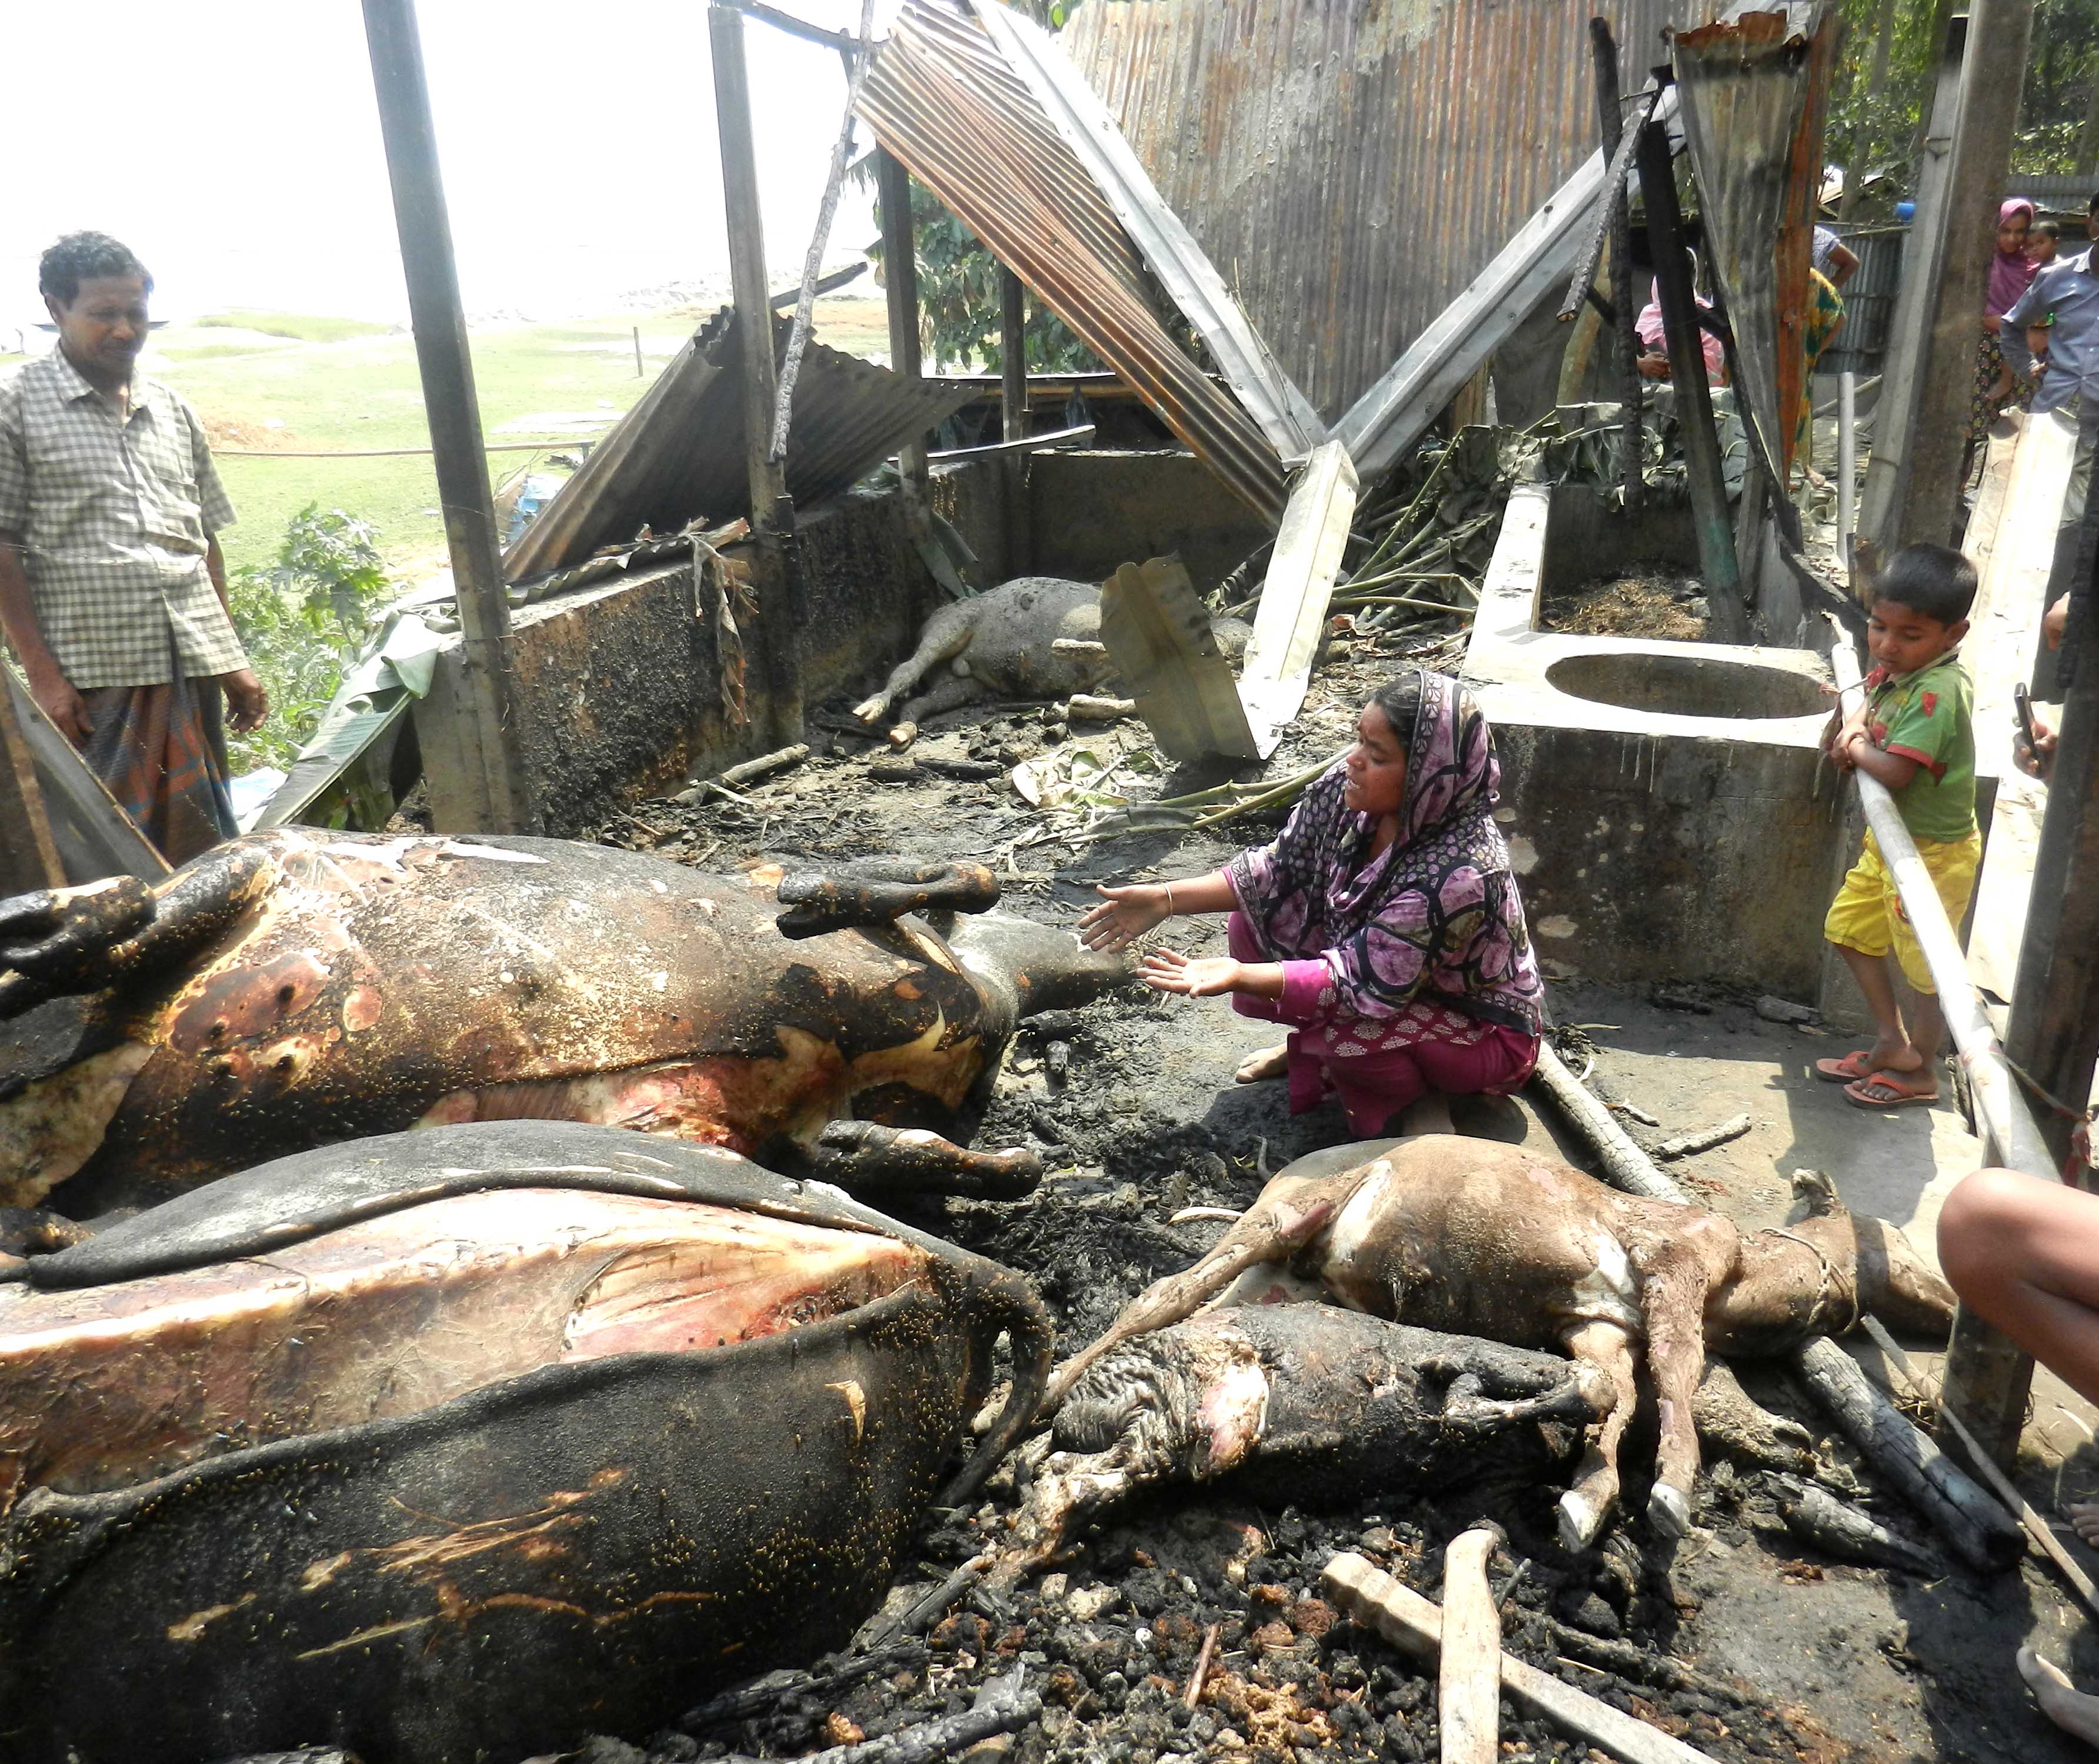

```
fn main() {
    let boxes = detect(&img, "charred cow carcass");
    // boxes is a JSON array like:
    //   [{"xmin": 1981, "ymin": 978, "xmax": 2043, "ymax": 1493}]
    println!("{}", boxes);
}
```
[
  {"xmin": 0, "ymin": 1120, "xmax": 1051, "ymax": 1764},
  {"xmin": 0, "ymin": 829, "xmax": 1126, "ymax": 1216},
  {"xmin": 1000, "ymin": 1302, "xmax": 1604, "ymax": 1580},
  {"xmin": 851, "ymin": 574, "xmax": 1253, "ymax": 728},
  {"xmin": 1045, "ymin": 1136, "xmax": 1955, "ymax": 1550}
]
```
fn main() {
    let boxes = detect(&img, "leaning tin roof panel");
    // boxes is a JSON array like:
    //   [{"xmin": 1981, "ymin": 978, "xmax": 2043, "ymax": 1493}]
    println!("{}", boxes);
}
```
[
  {"xmin": 1059, "ymin": 0, "xmax": 1677, "ymax": 426},
  {"xmin": 856, "ymin": 0, "xmax": 1293, "ymax": 522}
]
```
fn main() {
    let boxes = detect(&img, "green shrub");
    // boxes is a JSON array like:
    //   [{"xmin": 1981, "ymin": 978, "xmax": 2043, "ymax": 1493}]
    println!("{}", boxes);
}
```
[{"xmin": 226, "ymin": 506, "xmax": 395, "ymax": 772}]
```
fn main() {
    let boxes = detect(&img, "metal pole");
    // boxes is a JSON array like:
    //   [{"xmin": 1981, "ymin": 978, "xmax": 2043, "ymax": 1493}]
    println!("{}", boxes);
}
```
[
  {"xmin": 1589, "ymin": 18, "xmax": 1643, "ymax": 513},
  {"xmin": 1825, "ymin": 627, "xmax": 2070, "ymax": 1469},
  {"xmin": 877, "ymin": 147, "xmax": 934, "ymax": 539},
  {"xmin": 1635, "ymin": 112, "xmax": 1747, "ymax": 641},
  {"xmin": 361, "ymin": 0, "xmax": 533, "ymax": 834},
  {"xmin": 1837, "ymin": 368, "xmax": 1858, "ymax": 570},
  {"xmin": 710, "ymin": 2, "xmax": 802, "ymax": 745}
]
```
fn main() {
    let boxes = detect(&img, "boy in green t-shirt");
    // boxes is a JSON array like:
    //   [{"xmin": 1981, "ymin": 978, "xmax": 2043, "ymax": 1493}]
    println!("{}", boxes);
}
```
[{"xmin": 1816, "ymin": 544, "xmax": 1981, "ymax": 1111}]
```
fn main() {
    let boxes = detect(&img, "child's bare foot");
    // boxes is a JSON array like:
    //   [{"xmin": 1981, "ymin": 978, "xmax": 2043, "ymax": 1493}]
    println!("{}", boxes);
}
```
[
  {"xmin": 2021, "ymin": 1648, "xmax": 2099, "ymax": 1748},
  {"xmin": 2064, "ymin": 1501, "xmax": 2099, "ymax": 1548},
  {"xmin": 1236, "ymin": 1043, "xmax": 1289, "ymax": 1084}
]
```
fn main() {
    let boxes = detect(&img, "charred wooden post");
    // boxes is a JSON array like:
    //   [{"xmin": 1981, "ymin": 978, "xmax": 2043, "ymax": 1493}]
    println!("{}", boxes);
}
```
[
  {"xmin": 1634, "ymin": 101, "xmax": 1747, "ymax": 641},
  {"xmin": 1001, "ymin": 266, "xmax": 1032, "ymax": 574},
  {"xmin": 712, "ymin": 2, "xmax": 806, "ymax": 746},
  {"xmin": 1891, "ymin": 0, "xmax": 2037, "ymax": 547},
  {"xmin": 878, "ymin": 148, "xmax": 937, "ymax": 552},
  {"xmin": 361, "ymin": 0, "xmax": 536, "ymax": 834},
  {"xmin": 1589, "ymin": 18, "xmax": 1643, "ymax": 511}
]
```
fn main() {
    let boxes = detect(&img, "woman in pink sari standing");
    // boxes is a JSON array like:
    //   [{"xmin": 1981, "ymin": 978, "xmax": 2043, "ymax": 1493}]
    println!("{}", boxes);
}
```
[{"xmin": 1077, "ymin": 669, "xmax": 1544, "ymax": 1137}]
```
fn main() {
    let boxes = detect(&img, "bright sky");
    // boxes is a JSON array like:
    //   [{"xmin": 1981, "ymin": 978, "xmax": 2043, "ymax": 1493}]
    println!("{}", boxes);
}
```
[{"xmin": 0, "ymin": 1, "xmax": 898, "ymax": 333}]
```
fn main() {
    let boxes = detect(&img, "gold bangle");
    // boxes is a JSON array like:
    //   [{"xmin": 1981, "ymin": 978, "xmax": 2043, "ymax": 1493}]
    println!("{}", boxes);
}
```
[{"xmin": 1163, "ymin": 881, "xmax": 1177, "ymax": 917}]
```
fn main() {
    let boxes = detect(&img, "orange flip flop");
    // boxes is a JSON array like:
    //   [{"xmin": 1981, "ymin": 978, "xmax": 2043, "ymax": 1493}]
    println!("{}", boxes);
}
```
[
  {"xmin": 1844, "ymin": 1071, "xmax": 1938, "ymax": 1110},
  {"xmin": 1814, "ymin": 1050, "xmax": 1881, "ymax": 1083}
]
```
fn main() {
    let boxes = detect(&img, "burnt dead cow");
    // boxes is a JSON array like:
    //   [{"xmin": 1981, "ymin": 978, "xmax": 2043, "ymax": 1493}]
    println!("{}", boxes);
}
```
[
  {"xmin": 0, "ymin": 1121, "xmax": 1051, "ymax": 1764},
  {"xmin": 1002, "ymin": 1302, "xmax": 1606, "ymax": 1581},
  {"xmin": 852, "ymin": 574, "xmax": 1253, "ymax": 727},
  {"xmin": 0, "ymin": 830, "xmax": 1126, "ymax": 1216},
  {"xmin": 1045, "ymin": 1137, "xmax": 1954, "ymax": 1549}
]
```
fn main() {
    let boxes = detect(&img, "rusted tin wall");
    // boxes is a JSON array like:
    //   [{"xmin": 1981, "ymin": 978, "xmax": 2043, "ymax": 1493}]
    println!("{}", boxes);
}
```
[{"xmin": 1060, "ymin": 0, "xmax": 1676, "ymax": 424}]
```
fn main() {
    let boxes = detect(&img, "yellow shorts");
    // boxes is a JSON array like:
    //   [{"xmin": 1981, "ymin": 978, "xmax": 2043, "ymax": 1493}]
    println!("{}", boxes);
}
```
[{"xmin": 1823, "ymin": 827, "xmax": 1981, "ymax": 994}]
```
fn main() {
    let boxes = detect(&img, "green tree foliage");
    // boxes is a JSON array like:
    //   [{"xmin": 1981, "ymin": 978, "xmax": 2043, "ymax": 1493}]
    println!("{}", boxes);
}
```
[
  {"xmin": 225, "ymin": 505, "xmax": 395, "ymax": 770},
  {"xmin": 865, "ymin": 175, "xmax": 1101, "ymax": 372},
  {"xmin": 1831, "ymin": 0, "xmax": 2099, "ymax": 206}
]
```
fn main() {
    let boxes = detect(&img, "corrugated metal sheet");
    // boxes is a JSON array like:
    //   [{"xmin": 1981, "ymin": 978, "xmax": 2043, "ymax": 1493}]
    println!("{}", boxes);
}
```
[
  {"xmin": 503, "ymin": 307, "xmax": 971, "ymax": 582},
  {"xmin": 1059, "ymin": 0, "xmax": 1676, "ymax": 425},
  {"xmin": 857, "ymin": 0, "xmax": 1292, "ymax": 521},
  {"xmin": 1820, "ymin": 226, "xmax": 1904, "ymax": 374},
  {"xmin": 1675, "ymin": 5, "xmax": 1831, "ymax": 477}
]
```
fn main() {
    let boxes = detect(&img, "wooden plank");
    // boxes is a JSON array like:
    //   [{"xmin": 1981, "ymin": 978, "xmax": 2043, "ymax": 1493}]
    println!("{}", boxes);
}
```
[
  {"xmin": 2, "ymin": 670, "xmax": 168, "ymax": 884},
  {"xmin": 1437, "ymin": 1524, "xmax": 1503, "ymax": 1764},
  {"xmin": 1099, "ymin": 557, "xmax": 1260, "ymax": 763},
  {"xmin": 712, "ymin": 2, "xmax": 803, "ymax": 743},
  {"xmin": 1322, "ymin": 1554, "xmax": 1721, "ymax": 1764},
  {"xmin": 0, "ymin": 671, "xmax": 63, "ymax": 894},
  {"xmin": 1239, "ymin": 439, "xmax": 1359, "ymax": 757}
]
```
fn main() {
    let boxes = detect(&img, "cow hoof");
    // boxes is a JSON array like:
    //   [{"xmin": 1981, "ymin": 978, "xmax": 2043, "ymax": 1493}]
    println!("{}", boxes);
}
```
[
  {"xmin": 1557, "ymin": 1488, "xmax": 1605, "ymax": 1551},
  {"xmin": 1649, "ymin": 1482, "xmax": 1693, "ymax": 1538}
]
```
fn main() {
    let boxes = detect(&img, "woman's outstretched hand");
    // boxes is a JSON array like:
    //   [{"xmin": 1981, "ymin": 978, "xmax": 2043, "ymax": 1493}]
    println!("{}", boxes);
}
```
[
  {"xmin": 1077, "ymin": 883, "xmax": 1170, "ymax": 952},
  {"xmin": 1139, "ymin": 948, "xmax": 1242, "ymax": 997}
]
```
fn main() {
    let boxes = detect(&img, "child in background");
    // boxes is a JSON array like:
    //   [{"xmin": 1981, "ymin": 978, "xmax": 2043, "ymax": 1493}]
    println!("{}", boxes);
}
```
[
  {"xmin": 1815, "ymin": 544, "xmax": 1980, "ymax": 1111},
  {"xmin": 2030, "ymin": 218, "xmax": 2062, "ymax": 269}
]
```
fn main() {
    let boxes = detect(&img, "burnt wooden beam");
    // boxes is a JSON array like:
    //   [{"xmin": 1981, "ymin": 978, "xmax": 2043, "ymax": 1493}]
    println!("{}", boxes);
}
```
[
  {"xmin": 1634, "ymin": 108, "xmax": 1747, "ymax": 641},
  {"xmin": 711, "ymin": 1, "xmax": 804, "ymax": 744},
  {"xmin": 1590, "ymin": 16, "xmax": 1644, "ymax": 511}
]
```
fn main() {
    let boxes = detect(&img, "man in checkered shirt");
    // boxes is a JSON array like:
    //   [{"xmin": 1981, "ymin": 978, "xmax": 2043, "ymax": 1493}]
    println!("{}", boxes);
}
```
[{"xmin": 0, "ymin": 232, "xmax": 268, "ymax": 864}]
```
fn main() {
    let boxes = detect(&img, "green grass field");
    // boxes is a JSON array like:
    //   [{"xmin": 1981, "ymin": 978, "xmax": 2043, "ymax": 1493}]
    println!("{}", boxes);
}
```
[{"xmin": 0, "ymin": 296, "xmax": 897, "ymax": 583}]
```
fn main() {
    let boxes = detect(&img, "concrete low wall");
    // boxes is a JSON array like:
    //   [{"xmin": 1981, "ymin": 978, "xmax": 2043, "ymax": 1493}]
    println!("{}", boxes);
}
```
[
  {"xmin": 1026, "ymin": 449, "xmax": 1269, "ymax": 594},
  {"xmin": 1467, "ymin": 482, "xmax": 1847, "ymax": 999},
  {"xmin": 420, "ymin": 484, "xmax": 940, "ymax": 837},
  {"xmin": 417, "ymin": 448, "xmax": 1263, "ymax": 835}
]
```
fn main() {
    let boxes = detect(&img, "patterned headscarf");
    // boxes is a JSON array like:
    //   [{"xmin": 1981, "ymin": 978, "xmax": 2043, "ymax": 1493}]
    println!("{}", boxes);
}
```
[
  {"xmin": 1990, "ymin": 199, "xmax": 2038, "ymax": 317},
  {"xmin": 1227, "ymin": 669, "xmax": 1544, "ymax": 1034}
]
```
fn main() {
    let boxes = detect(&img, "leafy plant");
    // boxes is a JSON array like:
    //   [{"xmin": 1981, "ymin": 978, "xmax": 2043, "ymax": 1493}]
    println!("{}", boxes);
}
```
[
  {"xmin": 225, "ymin": 506, "xmax": 396, "ymax": 771},
  {"xmin": 862, "ymin": 168, "xmax": 1102, "ymax": 373}
]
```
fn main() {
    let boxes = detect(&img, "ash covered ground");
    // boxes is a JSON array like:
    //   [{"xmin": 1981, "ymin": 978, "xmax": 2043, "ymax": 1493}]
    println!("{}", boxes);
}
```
[{"xmin": 565, "ymin": 634, "xmax": 2091, "ymax": 1764}]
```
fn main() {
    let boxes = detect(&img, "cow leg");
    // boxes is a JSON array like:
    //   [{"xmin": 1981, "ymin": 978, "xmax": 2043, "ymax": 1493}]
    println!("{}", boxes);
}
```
[
  {"xmin": 1558, "ymin": 1319, "xmax": 1639, "ymax": 1549},
  {"xmin": 1634, "ymin": 1235, "xmax": 1721, "ymax": 1538},
  {"xmin": 899, "ymin": 672, "xmax": 990, "ymax": 727},
  {"xmin": 1042, "ymin": 1173, "xmax": 1350, "ymax": 1411},
  {"xmin": 780, "ymin": 1121, "xmax": 1042, "ymax": 1201},
  {"xmin": 776, "ymin": 861, "xmax": 1001, "ymax": 938},
  {"xmin": 853, "ymin": 605, "xmax": 978, "ymax": 724}
]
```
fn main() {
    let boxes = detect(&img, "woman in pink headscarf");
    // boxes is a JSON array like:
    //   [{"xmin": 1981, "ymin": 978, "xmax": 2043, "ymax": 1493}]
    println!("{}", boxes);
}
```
[{"xmin": 1971, "ymin": 199, "xmax": 2037, "ymax": 450}]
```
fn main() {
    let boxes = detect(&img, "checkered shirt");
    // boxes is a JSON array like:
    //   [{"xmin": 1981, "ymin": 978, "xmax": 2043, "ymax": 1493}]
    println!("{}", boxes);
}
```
[{"xmin": 0, "ymin": 347, "xmax": 246, "ymax": 688}]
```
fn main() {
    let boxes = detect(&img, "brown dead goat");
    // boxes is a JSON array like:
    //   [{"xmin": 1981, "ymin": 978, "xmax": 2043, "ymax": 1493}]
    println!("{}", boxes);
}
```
[{"xmin": 1043, "ymin": 1135, "xmax": 1953, "ymax": 1548}]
